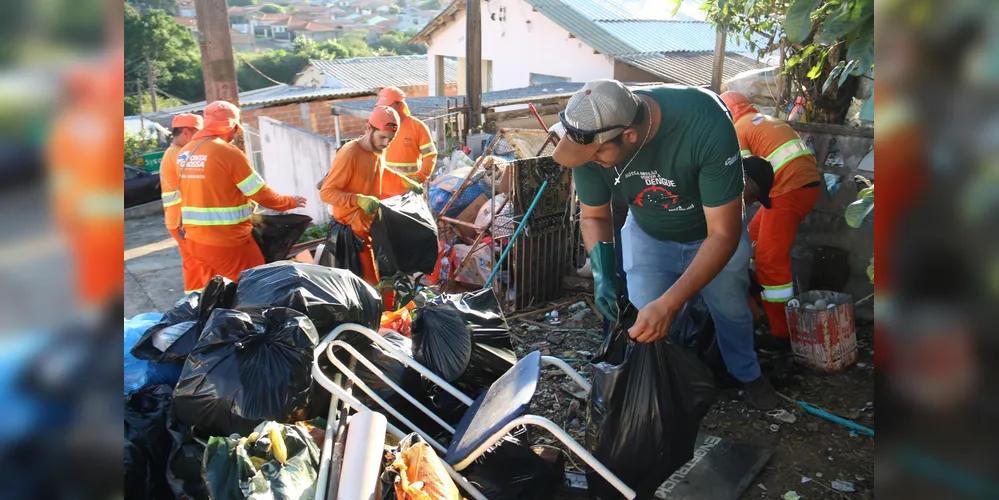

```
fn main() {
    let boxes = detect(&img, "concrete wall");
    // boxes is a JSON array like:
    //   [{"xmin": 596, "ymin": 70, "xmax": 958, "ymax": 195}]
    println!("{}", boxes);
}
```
[
  {"xmin": 257, "ymin": 117, "xmax": 336, "ymax": 225},
  {"xmin": 425, "ymin": 0, "xmax": 616, "ymax": 95},
  {"xmin": 783, "ymin": 122, "xmax": 875, "ymax": 302}
]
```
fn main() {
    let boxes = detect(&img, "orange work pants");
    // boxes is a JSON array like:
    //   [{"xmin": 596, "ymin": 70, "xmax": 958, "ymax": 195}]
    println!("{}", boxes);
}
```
[
  {"xmin": 748, "ymin": 186, "xmax": 819, "ymax": 338},
  {"xmin": 357, "ymin": 233, "xmax": 394, "ymax": 310},
  {"xmin": 184, "ymin": 236, "xmax": 265, "ymax": 292},
  {"xmin": 168, "ymin": 228, "xmax": 208, "ymax": 295}
]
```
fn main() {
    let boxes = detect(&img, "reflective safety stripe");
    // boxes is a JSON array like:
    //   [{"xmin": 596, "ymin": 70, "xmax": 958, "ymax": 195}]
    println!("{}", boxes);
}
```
[
  {"xmin": 181, "ymin": 203, "xmax": 253, "ymax": 226},
  {"xmin": 236, "ymin": 171, "xmax": 266, "ymax": 196},
  {"xmin": 385, "ymin": 161, "xmax": 419, "ymax": 168},
  {"xmin": 419, "ymin": 142, "xmax": 436, "ymax": 155},
  {"xmin": 161, "ymin": 190, "xmax": 181, "ymax": 207},
  {"xmin": 766, "ymin": 139, "xmax": 812, "ymax": 172},
  {"xmin": 81, "ymin": 192, "xmax": 125, "ymax": 217},
  {"xmin": 761, "ymin": 283, "xmax": 794, "ymax": 302},
  {"xmin": 740, "ymin": 149, "xmax": 752, "ymax": 157},
  {"xmin": 184, "ymin": 288, "xmax": 202, "ymax": 295}
]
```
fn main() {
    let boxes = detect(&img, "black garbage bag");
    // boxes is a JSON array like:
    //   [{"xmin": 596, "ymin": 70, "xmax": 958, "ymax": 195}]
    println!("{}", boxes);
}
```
[
  {"xmin": 585, "ymin": 303, "xmax": 718, "ymax": 499},
  {"xmin": 204, "ymin": 421, "xmax": 321, "ymax": 500},
  {"xmin": 317, "ymin": 220, "xmax": 364, "ymax": 277},
  {"xmin": 123, "ymin": 384, "xmax": 174, "ymax": 499},
  {"xmin": 166, "ymin": 425, "xmax": 208, "ymax": 500},
  {"xmin": 319, "ymin": 331, "xmax": 443, "ymax": 435},
  {"xmin": 165, "ymin": 411, "xmax": 209, "ymax": 500},
  {"xmin": 411, "ymin": 303, "xmax": 474, "ymax": 383},
  {"xmin": 252, "ymin": 213, "xmax": 313, "ymax": 263},
  {"xmin": 421, "ymin": 289, "xmax": 517, "ymax": 425},
  {"xmin": 173, "ymin": 307, "xmax": 319, "ymax": 437},
  {"xmin": 131, "ymin": 276, "xmax": 237, "ymax": 363},
  {"xmin": 369, "ymin": 192, "xmax": 438, "ymax": 276},
  {"xmin": 124, "ymin": 438, "xmax": 151, "ymax": 499},
  {"xmin": 462, "ymin": 435, "xmax": 562, "ymax": 500},
  {"xmin": 668, "ymin": 294, "xmax": 728, "ymax": 382},
  {"xmin": 234, "ymin": 261, "xmax": 383, "ymax": 334}
]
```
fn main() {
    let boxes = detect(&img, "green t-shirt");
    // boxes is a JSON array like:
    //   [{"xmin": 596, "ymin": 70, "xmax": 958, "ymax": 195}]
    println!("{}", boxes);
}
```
[{"xmin": 573, "ymin": 84, "xmax": 743, "ymax": 243}]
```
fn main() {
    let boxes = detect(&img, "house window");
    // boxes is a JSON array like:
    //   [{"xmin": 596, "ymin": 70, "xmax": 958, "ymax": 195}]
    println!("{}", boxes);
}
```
[{"xmin": 529, "ymin": 73, "xmax": 571, "ymax": 86}]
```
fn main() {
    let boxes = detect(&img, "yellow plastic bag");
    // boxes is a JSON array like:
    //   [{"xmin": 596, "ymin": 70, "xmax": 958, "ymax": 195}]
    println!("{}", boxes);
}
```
[{"xmin": 389, "ymin": 434, "xmax": 460, "ymax": 500}]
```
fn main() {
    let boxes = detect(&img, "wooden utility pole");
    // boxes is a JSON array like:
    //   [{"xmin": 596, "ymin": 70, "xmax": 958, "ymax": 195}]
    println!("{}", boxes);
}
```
[
  {"xmin": 711, "ymin": 25, "xmax": 727, "ymax": 93},
  {"xmin": 145, "ymin": 56, "xmax": 158, "ymax": 112},
  {"xmin": 195, "ymin": 0, "xmax": 239, "ymax": 106},
  {"xmin": 465, "ymin": 0, "xmax": 482, "ymax": 130}
]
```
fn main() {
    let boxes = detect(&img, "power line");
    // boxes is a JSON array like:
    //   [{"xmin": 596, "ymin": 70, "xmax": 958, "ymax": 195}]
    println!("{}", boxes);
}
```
[{"xmin": 236, "ymin": 54, "xmax": 285, "ymax": 86}]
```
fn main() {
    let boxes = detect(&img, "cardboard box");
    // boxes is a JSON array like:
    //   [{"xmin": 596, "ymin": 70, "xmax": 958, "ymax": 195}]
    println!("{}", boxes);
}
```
[
  {"xmin": 455, "ymin": 194, "xmax": 489, "ymax": 239},
  {"xmin": 496, "ymin": 163, "xmax": 512, "ymax": 195}
]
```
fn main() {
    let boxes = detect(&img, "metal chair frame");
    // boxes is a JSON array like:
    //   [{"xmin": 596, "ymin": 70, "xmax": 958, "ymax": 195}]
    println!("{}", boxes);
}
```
[{"xmin": 311, "ymin": 323, "xmax": 637, "ymax": 500}]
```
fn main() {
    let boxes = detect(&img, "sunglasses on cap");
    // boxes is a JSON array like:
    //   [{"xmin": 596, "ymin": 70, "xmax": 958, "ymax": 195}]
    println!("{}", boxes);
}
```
[{"xmin": 558, "ymin": 110, "xmax": 628, "ymax": 145}]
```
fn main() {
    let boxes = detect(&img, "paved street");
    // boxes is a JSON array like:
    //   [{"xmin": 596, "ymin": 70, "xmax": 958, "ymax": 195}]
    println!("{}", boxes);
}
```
[{"xmin": 125, "ymin": 210, "xmax": 185, "ymax": 318}]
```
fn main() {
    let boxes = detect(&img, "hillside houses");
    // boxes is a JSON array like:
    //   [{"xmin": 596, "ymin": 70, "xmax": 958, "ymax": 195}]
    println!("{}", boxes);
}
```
[{"xmin": 169, "ymin": 0, "xmax": 442, "ymax": 53}]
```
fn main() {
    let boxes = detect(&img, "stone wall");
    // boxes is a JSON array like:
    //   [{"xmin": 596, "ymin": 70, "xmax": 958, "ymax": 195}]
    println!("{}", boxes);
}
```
[{"xmin": 783, "ymin": 122, "xmax": 875, "ymax": 303}]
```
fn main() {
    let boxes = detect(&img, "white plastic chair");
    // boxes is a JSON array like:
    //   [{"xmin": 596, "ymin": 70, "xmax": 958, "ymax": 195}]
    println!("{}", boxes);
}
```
[{"xmin": 311, "ymin": 323, "xmax": 637, "ymax": 500}]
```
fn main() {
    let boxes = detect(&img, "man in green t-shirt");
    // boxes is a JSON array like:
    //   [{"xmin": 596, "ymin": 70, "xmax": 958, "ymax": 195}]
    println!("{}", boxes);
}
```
[{"xmin": 553, "ymin": 79, "xmax": 776, "ymax": 409}]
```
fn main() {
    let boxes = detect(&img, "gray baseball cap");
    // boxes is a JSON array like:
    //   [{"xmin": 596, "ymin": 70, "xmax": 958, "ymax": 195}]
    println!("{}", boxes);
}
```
[{"xmin": 552, "ymin": 79, "xmax": 641, "ymax": 168}]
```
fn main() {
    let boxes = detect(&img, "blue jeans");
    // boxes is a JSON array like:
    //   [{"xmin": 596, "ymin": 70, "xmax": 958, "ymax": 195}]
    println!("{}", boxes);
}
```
[{"xmin": 621, "ymin": 215, "xmax": 761, "ymax": 382}]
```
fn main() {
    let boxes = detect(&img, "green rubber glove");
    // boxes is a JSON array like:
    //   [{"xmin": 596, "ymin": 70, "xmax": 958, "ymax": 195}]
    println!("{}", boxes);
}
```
[
  {"xmin": 357, "ymin": 195, "xmax": 381, "ymax": 214},
  {"xmin": 403, "ymin": 177, "xmax": 425, "ymax": 194},
  {"xmin": 590, "ymin": 241, "xmax": 620, "ymax": 323}
]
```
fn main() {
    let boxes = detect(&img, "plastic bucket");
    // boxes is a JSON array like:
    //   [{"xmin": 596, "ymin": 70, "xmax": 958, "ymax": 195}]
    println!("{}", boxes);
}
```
[{"xmin": 785, "ymin": 290, "xmax": 857, "ymax": 373}]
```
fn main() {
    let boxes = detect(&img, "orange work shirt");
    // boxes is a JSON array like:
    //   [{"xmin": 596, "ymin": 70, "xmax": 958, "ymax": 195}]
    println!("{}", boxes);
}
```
[
  {"xmin": 319, "ymin": 139, "xmax": 411, "ymax": 236},
  {"xmin": 160, "ymin": 143, "xmax": 183, "ymax": 230},
  {"xmin": 383, "ymin": 116, "xmax": 437, "ymax": 182},
  {"xmin": 734, "ymin": 112, "xmax": 820, "ymax": 198},
  {"xmin": 176, "ymin": 137, "xmax": 295, "ymax": 246}
]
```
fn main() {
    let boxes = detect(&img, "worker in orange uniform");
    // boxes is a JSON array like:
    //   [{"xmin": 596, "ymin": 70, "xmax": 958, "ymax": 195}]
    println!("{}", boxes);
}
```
[
  {"xmin": 48, "ymin": 61, "xmax": 126, "ymax": 315},
  {"xmin": 176, "ymin": 101, "xmax": 306, "ymax": 291},
  {"xmin": 160, "ymin": 113, "xmax": 205, "ymax": 294},
  {"xmin": 721, "ymin": 91, "xmax": 821, "ymax": 350},
  {"xmin": 320, "ymin": 105, "xmax": 424, "ymax": 295},
  {"xmin": 375, "ymin": 87, "xmax": 438, "ymax": 183}
]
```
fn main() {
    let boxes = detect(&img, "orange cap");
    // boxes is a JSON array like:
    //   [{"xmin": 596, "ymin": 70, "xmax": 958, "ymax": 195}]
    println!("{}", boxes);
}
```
[
  {"xmin": 171, "ymin": 113, "xmax": 203, "ymax": 130},
  {"xmin": 369, "ymin": 105, "xmax": 399, "ymax": 132},
  {"xmin": 720, "ymin": 91, "xmax": 754, "ymax": 121},
  {"xmin": 375, "ymin": 86, "xmax": 407, "ymax": 107},
  {"xmin": 204, "ymin": 100, "xmax": 244, "ymax": 133}
]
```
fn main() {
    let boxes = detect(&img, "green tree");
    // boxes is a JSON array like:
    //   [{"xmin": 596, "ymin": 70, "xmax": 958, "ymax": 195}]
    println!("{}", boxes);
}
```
[
  {"xmin": 124, "ymin": 3, "xmax": 204, "ymax": 111},
  {"xmin": 674, "ymin": 0, "xmax": 872, "ymax": 124},
  {"xmin": 388, "ymin": 4, "xmax": 402, "ymax": 14},
  {"xmin": 236, "ymin": 50, "xmax": 310, "ymax": 90},
  {"xmin": 228, "ymin": 0, "xmax": 259, "ymax": 6},
  {"xmin": 372, "ymin": 29, "xmax": 427, "ymax": 55},
  {"xmin": 125, "ymin": 130, "xmax": 161, "ymax": 166},
  {"xmin": 421, "ymin": 0, "xmax": 442, "ymax": 9},
  {"xmin": 258, "ymin": 4, "xmax": 286, "ymax": 14}
]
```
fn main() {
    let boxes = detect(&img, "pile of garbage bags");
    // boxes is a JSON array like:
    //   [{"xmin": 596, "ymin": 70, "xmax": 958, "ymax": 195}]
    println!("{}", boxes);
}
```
[
  {"xmin": 123, "ymin": 255, "xmax": 719, "ymax": 499},
  {"xmin": 122, "ymin": 261, "xmax": 382, "ymax": 498}
]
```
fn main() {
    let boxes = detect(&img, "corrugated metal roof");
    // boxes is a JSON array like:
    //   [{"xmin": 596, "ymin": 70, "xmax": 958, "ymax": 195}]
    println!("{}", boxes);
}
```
[
  {"xmin": 616, "ymin": 51, "xmax": 772, "ymax": 87},
  {"xmin": 416, "ymin": 0, "xmax": 757, "ymax": 56},
  {"xmin": 150, "ymin": 85, "xmax": 376, "ymax": 125},
  {"xmin": 330, "ymin": 82, "xmax": 657, "ymax": 119},
  {"xmin": 309, "ymin": 55, "xmax": 458, "ymax": 90}
]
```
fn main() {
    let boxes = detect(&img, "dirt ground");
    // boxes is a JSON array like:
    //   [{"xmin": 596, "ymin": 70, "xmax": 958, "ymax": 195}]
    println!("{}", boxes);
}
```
[{"xmin": 507, "ymin": 297, "xmax": 875, "ymax": 500}]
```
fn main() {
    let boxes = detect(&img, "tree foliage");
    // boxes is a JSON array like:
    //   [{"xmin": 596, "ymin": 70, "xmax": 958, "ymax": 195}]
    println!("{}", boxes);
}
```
[
  {"xmin": 125, "ymin": 130, "xmax": 161, "ymax": 166},
  {"xmin": 677, "ymin": 0, "xmax": 872, "ymax": 124},
  {"xmin": 124, "ymin": 3, "xmax": 204, "ymax": 108},
  {"xmin": 228, "ymin": 0, "xmax": 259, "ymax": 6},
  {"xmin": 258, "ymin": 4, "xmax": 286, "ymax": 14}
]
